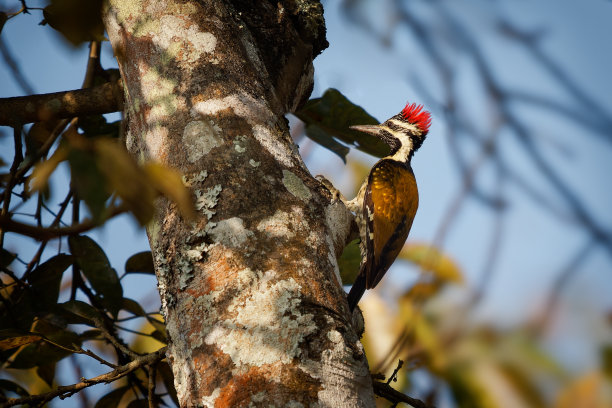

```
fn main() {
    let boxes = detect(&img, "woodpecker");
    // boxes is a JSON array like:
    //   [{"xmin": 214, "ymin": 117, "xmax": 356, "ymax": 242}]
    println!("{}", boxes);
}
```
[{"xmin": 346, "ymin": 103, "xmax": 431, "ymax": 311}]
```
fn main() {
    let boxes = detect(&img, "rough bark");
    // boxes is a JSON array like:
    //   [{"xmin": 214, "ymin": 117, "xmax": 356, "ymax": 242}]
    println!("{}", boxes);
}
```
[{"xmin": 102, "ymin": 1, "xmax": 374, "ymax": 406}]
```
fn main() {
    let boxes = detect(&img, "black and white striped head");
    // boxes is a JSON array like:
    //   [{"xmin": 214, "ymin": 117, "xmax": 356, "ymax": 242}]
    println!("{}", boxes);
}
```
[{"xmin": 351, "ymin": 103, "xmax": 431, "ymax": 162}]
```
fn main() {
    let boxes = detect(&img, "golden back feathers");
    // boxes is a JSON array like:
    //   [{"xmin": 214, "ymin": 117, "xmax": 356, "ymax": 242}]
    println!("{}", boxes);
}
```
[{"xmin": 363, "ymin": 159, "xmax": 419, "ymax": 288}]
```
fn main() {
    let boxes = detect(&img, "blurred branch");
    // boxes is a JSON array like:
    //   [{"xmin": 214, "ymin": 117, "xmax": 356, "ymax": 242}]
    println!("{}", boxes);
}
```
[
  {"xmin": 498, "ymin": 20, "xmax": 612, "ymax": 142},
  {"xmin": 536, "ymin": 239, "xmax": 595, "ymax": 334},
  {"xmin": 507, "ymin": 90, "xmax": 612, "ymax": 138},
  {"xmin": 508, "ymin": 115, "xmax": 612, "ymax": 255},
  {"xmin": 0, "ymin": 80, "xmax": 123, "ymax": 126},
  {"xmin": 0, "ymin": 35, "xmax": 35, "ymax": 95},
  {"xmin": 470, "ymin": 164, "xmax": 506, "ymax": 308},
  {"xmin": 147, "ymin": 362, "xmax": 157, "ymax": 408},
  {"xmin": 1, "ymin": 347, "xmax": 167, "ymax": 408},
  {"xmin": 0, "ymin": 126, "xmax": 24, "ymax": 247},
  {"xmin": 0, "ymin": 205, "xmax": 127, "ymax": 241}
]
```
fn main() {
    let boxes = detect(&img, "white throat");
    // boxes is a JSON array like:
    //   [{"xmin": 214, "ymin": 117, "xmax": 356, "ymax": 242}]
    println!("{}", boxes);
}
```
[
  {"xmin": 391, "ymin": 134, "xmax": 413, "ymax": 162},
  {"xmin": 383, "ymin": 119, "xmax": 420, "ymax": 162}
]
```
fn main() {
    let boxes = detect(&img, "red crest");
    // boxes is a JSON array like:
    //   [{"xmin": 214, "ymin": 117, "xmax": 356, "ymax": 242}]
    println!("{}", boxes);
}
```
[{"xmin": 401, "ymin": 103, "xmax": 431, "ymax": 134}]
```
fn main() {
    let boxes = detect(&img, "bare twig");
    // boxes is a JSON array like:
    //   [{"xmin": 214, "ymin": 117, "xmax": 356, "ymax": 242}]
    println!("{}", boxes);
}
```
[
  {"xmin": 0, "ymin": 36, "xmax": 35, "ymax": 95},
  {"xmin": 82, "ymin": 41, "xmax": 102, "ymax": 89},
  {"xmin": 1, "ymin": 347, "xmax": 167, "ymax": 408},
  {"xmin": 386, "ymin": 359, "xmax": 404, "ymax": 385},
  {"xmin": 22, "ymin": 190, "xmax": 73, "ymax": 278},
  {"xmin": 14, "ymin": 118, "xmax": 72, "ymax": 184},
  {"xmin": 148, "ymin": 362, "xmax": 157, "ymax": 408},
  {"xmin": 0, "ymin": 126, "xmax": 24, "ymax": 247},
  {"xmin": 93, "ymin": 317, "xmax": 140, "ymax": 359},
  {"xmin": 469, "ymin": 165, "xmax": 506, "ymax": 308},
  {"xmin": 536, "ymin": 239, "xmax": 595, "ymax": 334},
  {"xmin": 0, "ymin": 205, "xmax": 127, "ymax": 241},
  {"xmin": 372, "ymin": 380, "xmax": 434, "ymax": 408}
]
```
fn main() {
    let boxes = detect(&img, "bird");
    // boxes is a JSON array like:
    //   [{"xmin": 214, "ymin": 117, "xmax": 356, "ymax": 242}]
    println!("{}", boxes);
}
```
[{"xmin": 346, "ymin": 102, "xmax": 431, "ymax": 311}]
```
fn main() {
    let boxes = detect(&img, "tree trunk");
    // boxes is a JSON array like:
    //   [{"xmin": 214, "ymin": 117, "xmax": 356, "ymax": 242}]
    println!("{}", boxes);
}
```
[{"xmin": 102, "ymin": 0, "xmax": 375, "ymax": 406}]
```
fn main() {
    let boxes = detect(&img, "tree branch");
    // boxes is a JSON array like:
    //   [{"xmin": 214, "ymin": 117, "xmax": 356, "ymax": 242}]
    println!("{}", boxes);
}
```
[
  {"xmin": 372, "ymin": 381, "xmax": 434, "ymax": 408},
  {"xmin": 0, "ymin": 80, "xmax": 123, "ymax": 126},
  {"xmin": 1, "ymin": 347, "xmax": 167, "ymax": 408},
  {"xmin": 0, "ymin": 205, "xmax": 126, "ymax": 241}
]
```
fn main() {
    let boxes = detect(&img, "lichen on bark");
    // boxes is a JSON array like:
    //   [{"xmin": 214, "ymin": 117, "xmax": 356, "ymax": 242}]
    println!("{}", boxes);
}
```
[{"xmin": 103, "ymin": 0, "xmax": 373, "ymax": 406}]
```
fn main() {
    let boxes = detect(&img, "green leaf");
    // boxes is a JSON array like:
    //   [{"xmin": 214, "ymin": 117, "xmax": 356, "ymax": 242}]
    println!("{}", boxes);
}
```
[
  {"xmin": 80, "ymin": 329, "xmax": 103, "ymax": 340},
  {"xmin": 94, "ymin": 386, "xmax": 130, "ymax": 408},
  {"xmin": 28, "ymin": 253, "xmax": 73, "ymax": 307},
  {"xmin": 79, "ymin": 115, "xmax": 120, "ymax": 139},
  {"xmin": 602, "ymin": 345, "xmax": 612, "ymax": 379},
  {"xmin": 126, "ymin": 400, "xmax": 150, "ymax": 408},
  {"xmin": 122, "ymin": 298, "xmax": 147, "ymax": 317},
  {"xmin": 338, "ymin": 239, "xmax": 361, "ymax": 285},
  {"xmin": 299, "ymin": 122, "xmax": 350, "ymax": 162},
  {"xmin": 59, "ymin": 300, "xmax": 101, "ymax": 325},
  {"xmin": 69, "ymin": 235, "xmax": 123, "ymax": 317},
  {"xmin": 125, "ymin": 251, "xmax": 155, "ymax": 275},
  {"xmin": 447, "ymin": 369, "xmax": 494, "ymax": 408},
  {"xmin": 0, "ymin": 379, "xmax": 29, "ymax": 398},
  {"xmin": 295, "ymin": 88, "xmax": 390, "ymax": 160},
  {"xmin": 68, "ymin": 147, "xmax": 110, "ymax": 221},
  {"xmin": 42, "ymin": 0, "xmax": 105, "ymax": 45},
  {"xmin": 158, "ymin": 362, "xmax": 179, "ymax": 406},
  {"xmin": 150, "ymin": 329, "xmax": 167, "ymax": 344},
  {"xmin": 0, "ymin": 248, "xmax": 16, "ymax": 268},
  {"xmin": 36, "ymin": 363, "xmax": 56, "ymax": 387},
  {"xmin": 2, "ymin": 290, "xmax": 36, "ymax": 330},
  {"xmin": 0, "ymin": 12, "xmax": 7, "ymax": 34}
]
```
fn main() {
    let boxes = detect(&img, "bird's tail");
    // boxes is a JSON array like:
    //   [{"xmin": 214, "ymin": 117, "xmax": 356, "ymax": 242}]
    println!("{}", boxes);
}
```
[{"xmin": 347, "ymin": 272, "xmax": 367, "ymax": 311}]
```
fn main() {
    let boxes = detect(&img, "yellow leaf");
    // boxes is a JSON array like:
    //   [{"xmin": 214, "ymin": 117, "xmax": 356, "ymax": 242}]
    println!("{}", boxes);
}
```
[
  {"xmin": 0, "ymin": 332, "xmax": 42, "ymax": 351},
  {"xmin": 399, "ymin": 301, "xmax": 446, "ymax": 371},
  {"xmin": 28, "ymin": 147, "xmax": 68, "ymax": 192},
  {"xmin": 130, "ymin": 314, "xmax": 167, "ymax": 354},
  {"xmin": 400, "ymin": 243, "xmax": 463, "ymax": 284},
  {"xmin": 404, "ymin": 281, "xmax": 441, "ymax": 300},
  {"xmin": 555, "ymin": 372, "xmax": 612, "ymax": 408},
  {"xmin": 144, "ymin": 162, "xmax": 196, "ymax": 221},
  {"xmin": 26, "ymin": 120, "xmax": 61, "ymax": 151},
  {"xmin": 94, "ymin": 139, "xmax": 156, "ymax": 224}
]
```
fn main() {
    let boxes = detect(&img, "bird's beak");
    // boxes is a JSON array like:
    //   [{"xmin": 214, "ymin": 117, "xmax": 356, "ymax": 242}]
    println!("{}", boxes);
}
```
[{"xmin": 349, "ymin": 124, "xmax": 384, "ymax": 137}]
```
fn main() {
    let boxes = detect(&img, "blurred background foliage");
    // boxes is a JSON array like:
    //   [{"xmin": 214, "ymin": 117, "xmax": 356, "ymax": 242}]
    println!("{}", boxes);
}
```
[{"xmin": 1, "ymin": 0, "xmax": 611, "ymax": 407}]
